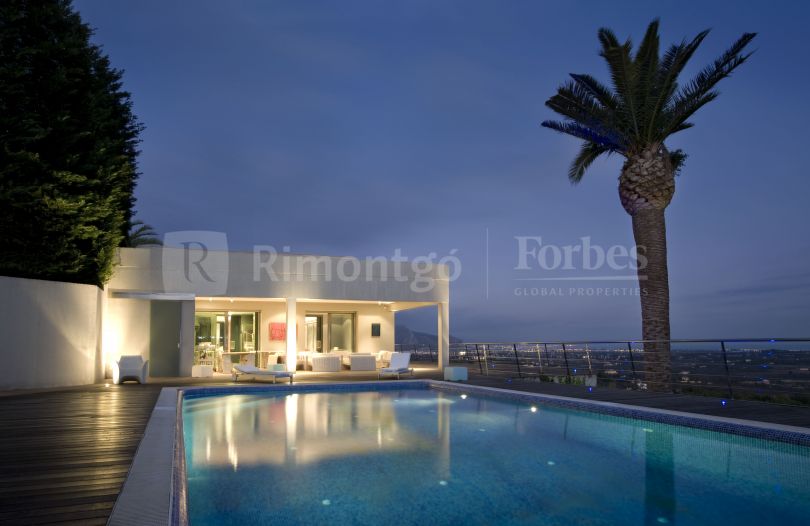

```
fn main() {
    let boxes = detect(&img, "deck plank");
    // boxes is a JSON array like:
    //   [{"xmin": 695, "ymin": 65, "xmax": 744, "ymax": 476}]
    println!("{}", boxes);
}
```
[{"xmin": 0, "ymin": 384, "xmax": 161, "ymax": 525}]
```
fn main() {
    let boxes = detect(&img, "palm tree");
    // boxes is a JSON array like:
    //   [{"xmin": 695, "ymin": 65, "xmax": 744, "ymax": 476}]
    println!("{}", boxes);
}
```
[
  {"xmin": 541, "ymin": 20, "xmax": 755, "ymax": 391},
  {"xmin": 123, "ymin": 219, "xmax": 163, "ymax": 247}
]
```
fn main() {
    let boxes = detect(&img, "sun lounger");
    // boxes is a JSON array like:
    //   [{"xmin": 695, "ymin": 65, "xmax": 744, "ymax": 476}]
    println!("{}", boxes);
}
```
[
  {"xmin": 232, "ymin": 364, "xmax": 294, "ymax": 384},
  {"xmin": 378, "ymin": 352, "xmax": 414, "ymax": 379}
]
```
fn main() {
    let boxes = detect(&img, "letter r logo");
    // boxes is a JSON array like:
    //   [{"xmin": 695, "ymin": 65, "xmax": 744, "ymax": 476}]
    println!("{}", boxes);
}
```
[{"xmin": 162, "ymin": 231, "xmax": 229, "ymax": 295}]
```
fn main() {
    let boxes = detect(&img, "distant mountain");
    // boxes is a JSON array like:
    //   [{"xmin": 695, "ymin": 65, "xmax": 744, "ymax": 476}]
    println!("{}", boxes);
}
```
[{"xmin": 395, "ymin": 325, "xmax": 462, "ymax": 346}]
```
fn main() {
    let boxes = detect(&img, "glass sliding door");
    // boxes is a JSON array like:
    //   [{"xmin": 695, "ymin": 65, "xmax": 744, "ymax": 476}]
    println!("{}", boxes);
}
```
[
  {"xmin": 328, "ymin": 313, "xmax": 355, "ymax": 353},
  {"xmin": 195, "ymin": 310, "xmax": 259, "ymax": 370},
  {"xmin": 229, "ymin": 312, "xmax": 256, "ymax": 353},
  {"xmin": 194, "ymin": 312, "xmax": 226, "ymax": 368},
  {"xmin": 228, "ymin": 311, "xmax": 257, "ymax": 365},
  {"xmin": 305, "ymin": 315, "xmax": 323, "ymax": 353}
]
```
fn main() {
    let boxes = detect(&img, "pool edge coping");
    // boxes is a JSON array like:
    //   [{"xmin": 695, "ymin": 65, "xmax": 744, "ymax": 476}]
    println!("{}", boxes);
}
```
[{"xmin": 110, "ymin": 379, "xmax": 810, "ymax": 525}]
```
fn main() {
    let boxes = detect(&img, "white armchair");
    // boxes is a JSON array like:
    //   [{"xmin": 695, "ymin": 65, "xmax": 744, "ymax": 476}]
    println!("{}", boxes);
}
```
[{"xmin": 113, "ymin": 355, "xmax": 149, "ymax": 384}]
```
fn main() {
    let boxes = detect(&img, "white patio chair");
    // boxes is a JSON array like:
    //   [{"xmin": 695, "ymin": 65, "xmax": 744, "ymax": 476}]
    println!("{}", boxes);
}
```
[{"xmin": 113, "ymin": 355, "xmax": 149, "ymax": 384}]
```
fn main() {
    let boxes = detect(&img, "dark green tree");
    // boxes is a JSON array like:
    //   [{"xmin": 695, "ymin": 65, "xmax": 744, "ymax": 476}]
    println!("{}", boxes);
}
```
[
  {"xmin": 541, "ymin": 20, "xmax": 755, "ymax": 390},
  {"xmin": 0, "ymin": 0, "xmax": 141, "ymax": 286}
]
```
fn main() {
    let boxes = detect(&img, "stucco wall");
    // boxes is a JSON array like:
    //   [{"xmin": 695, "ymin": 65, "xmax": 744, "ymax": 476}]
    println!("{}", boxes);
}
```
[
  {"xmin": 102, "ymin": 296, "xmax": 195, "ymax": 378},
  {"xmin": 0, "ymin": 276, "xmax": 103, "ymax": 389},
  {"xmin": 110, "ymin": 247, "xmax": 450, "ymax": 304}
]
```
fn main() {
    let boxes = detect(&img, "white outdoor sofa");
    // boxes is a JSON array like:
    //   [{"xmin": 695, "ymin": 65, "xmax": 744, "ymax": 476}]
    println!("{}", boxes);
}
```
[
  {"xmin": 113, "ymin": 355, "xmax": 149, "ymax": 384},
  {"xmin": 232, "ymin": 364, "xmax": 294, "ymax": 384},
  {"xmin": 378, "ymin": 352, "xmax": 414, "ymax": 379},
  {"xmin": 311, "ymin": 354, "xmax": 342, "ymax": 372},
  {"xmin": 345, "ymin": 354, "xmax": 376, "ymax": 371}
]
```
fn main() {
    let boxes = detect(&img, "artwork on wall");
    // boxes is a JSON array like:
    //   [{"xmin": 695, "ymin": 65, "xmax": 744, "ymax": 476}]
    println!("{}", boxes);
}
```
[
  {"xmin": 270, "ymin": 322, "xmax": 286, "ymax": 341},
  {"xmin": 371, "ymin": 323, "xmax": 381, "ymax": 337}
]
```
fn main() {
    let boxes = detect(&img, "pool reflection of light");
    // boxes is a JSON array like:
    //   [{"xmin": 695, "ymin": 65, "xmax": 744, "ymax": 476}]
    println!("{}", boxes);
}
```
[
  {"xmin": 386, "ymin": 398, "xmax": 454, "ymax": 407},
  {"xmin": 187, "ymin": 392, "xmax": 436, "ymax": 469},
  {"xmin": 225, "ymin": 396, "xmax": 239, "ymax": 471},
  {"xmin": 227, "ymin": 441, "xmax": 238, "ymax": 471},
  {"xmin": 286, "ymin": 394, "xmax": 299, "ymax": 462}
]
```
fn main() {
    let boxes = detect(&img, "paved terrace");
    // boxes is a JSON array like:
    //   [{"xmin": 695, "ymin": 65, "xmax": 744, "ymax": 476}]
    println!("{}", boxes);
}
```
[{"xmin": 1, "ymin": 365, "xmax": 808, "ymax": 525}]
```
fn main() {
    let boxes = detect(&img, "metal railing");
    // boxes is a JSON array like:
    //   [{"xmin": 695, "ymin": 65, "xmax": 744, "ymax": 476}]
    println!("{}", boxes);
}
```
[{"xmin": 396, "ymin": 339, "xmax": 810, "ymax": 404}]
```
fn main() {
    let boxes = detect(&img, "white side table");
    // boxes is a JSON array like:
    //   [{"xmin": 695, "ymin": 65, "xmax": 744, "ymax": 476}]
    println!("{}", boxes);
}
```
[
  {"xmin": 443, "ymin": 366, "xmax": 468, "ymax": 382},
  {"xmin": 192, "ymin": 365, "xmax": 214, "ymax": 378}
]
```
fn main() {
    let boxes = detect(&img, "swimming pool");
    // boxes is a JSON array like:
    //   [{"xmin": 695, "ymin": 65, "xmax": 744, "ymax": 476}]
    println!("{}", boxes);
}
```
[{"xmin": 181, "ymin": 383, "xmax": 810, "ymax": 525}]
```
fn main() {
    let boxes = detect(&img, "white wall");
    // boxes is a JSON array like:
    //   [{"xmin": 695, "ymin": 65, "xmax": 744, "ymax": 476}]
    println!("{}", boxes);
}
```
[
  {"xmin": 102, "ymin": 295, "xmax": 151, "ymax": 378},
  {"xmin": 0, "ymin": 276, "xmax": 103, "ymax": 389},
  {"xmin": 298, "ymin": 302, "xmax": 395, "ymax": 355},
  {"xmin": 110, "ymin": 247, "xmax": 450, "ymax": 304},
  {"xmin": 102, "ymin": 296, "xmax": 194, "ymax": 378}
]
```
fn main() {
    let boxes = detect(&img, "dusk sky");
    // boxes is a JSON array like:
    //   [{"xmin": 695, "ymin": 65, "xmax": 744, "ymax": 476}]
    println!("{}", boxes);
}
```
[{"xmin": 75, "ymin": 0, "xmax": 810, "ymax": 341}]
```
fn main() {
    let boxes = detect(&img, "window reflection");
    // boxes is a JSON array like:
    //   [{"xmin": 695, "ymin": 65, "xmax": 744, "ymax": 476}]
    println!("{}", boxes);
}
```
[{"xmin": 185, "ymin": 392, "xmax": 442, "ymax": 468}]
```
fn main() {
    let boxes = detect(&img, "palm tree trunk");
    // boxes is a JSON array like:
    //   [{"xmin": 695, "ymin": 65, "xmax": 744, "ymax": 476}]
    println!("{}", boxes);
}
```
[{"xmin": 632, "ymin": 207, "xmax": 672, "ymax": 392}]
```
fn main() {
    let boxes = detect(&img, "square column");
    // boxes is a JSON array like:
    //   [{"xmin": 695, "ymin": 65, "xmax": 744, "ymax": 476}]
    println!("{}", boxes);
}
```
[
  {"xmin": 286, "ymin": 297, "xmax": 297, "ymax": 372},
  {"xmin": 437, "ymin": 302, "xmax": 449, "ymax": 370}
]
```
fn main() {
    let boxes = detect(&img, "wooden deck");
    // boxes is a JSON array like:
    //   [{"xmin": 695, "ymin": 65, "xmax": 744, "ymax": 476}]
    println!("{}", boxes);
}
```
[
  {"xmin": 0, "ymin": 384, "xmax": 163, "ymax": 525},
  {"xmin": 0, "ymin": 366, "xmax": 807, "ymax": 524}
]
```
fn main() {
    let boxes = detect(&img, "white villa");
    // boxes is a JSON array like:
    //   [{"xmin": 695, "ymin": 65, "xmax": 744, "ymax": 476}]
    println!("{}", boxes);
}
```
[
  {"xmin": 102, "ymin": 246, "xmax": 451, "ymax": 379},
  {"xmin": 0, "ymin": 245, "xmax": 450, "ymax": 389}
]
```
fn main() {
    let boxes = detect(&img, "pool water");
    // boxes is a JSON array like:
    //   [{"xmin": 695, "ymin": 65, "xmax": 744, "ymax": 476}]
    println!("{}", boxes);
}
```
[{"xmin": 183, "ymin": 387, "xmax": 810, "ymax": 525}]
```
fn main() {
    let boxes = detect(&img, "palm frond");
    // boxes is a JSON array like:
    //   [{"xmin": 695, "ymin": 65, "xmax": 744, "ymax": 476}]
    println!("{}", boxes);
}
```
[
  {"xmin": 541, "ymin": 120, "xmax": 623, "ymax": 150},
  {"xmin": 597, "ymin": 27, "xmax": 622, "ymax": 50},
  {"xmin": 669, "ymin": 149, "xmax": 687, "ymax": 175},
  {"xmin": 645, "ymin": 30, "xmax": 710, "ymax": 140},
  {"xmin": 125, "ymin": 219, "xmax": 162, "ymax": 247},
  {"xmin": 599, "ymin": 36, "xmax": 640, "ymax": 139},
  {"xmin": 544, "ymin": 81, "xmax": 627, "ymax": 148},
  {"xmin": 569, "ymin": 141, "xmax": 609, "ymax": 183},
  {"xmin": 569, "ymin": 73, "xmax": 618, "ymax": 110},
  {"xmin": 663, "ymin": 32, "xmax": 757, "ymax": 135},
  {"xmin": 669, "ymin": 121, "xmax": 694, "ymax": 134},
  {"xmin": 634, "ymin": 19, "xmax": 661, "ymax": 130}
]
